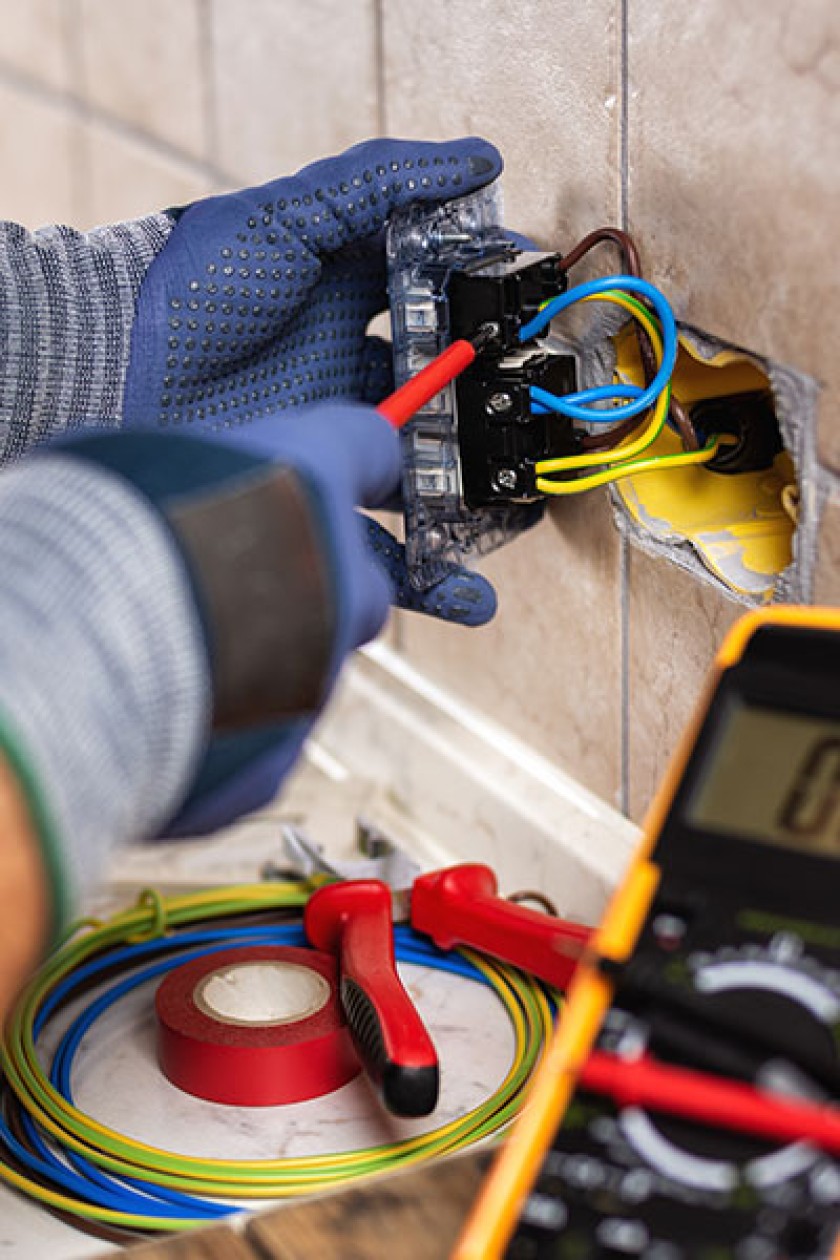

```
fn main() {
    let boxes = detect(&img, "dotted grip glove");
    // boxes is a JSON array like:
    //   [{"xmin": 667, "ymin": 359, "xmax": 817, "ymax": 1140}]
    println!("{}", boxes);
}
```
[{"xmin": 122, "ymin": 137, "xmax": 504, "ymax": 626}]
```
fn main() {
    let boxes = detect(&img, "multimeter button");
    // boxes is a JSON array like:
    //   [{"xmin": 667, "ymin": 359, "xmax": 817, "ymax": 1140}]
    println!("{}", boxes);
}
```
[
  {"xmin": 594, "ymin": 1218, "xmax": 649, "ymax": 1253},
  {"xmin": 650, "ymin": 912, "xmax": 688, "ymax": 950},
  {"xmin": 517, "ymin": 1192, "xmax": 568, "ymax": 1234}
]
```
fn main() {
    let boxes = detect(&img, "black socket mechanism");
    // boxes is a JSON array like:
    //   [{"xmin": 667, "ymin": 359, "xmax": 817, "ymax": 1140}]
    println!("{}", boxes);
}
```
[{"xmin": 446, "ymin": 249, "xmax": 580, "ymax": 507}]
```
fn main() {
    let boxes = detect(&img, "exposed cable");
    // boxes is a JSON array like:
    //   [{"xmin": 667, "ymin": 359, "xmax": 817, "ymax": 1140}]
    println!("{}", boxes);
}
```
[
  {"xmin": 536, "ymin": 433, "xmax": 721, "ymax": 497},
  {"xmin": 520, "ymin": 276, "xmax": 677, "ymax": 424},
  {"xmin": 532, "ymin": 289, "xmax": 722, "ymax": 495},
  {"xmin": 534, "ymin": 292, "xmax": 669, "ymax": 475},
  {"xmin": 556, "ymin": 228, "xmax": 698, "ymax": 450}
]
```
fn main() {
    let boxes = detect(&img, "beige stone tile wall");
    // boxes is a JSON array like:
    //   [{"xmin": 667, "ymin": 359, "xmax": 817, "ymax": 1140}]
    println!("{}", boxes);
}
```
[{"xmin": 0, "ymin": 0, "xmax": 837, "ymax": 821}]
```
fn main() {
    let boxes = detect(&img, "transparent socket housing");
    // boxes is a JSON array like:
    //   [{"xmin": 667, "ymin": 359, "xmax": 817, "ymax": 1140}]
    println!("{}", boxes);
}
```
[{"xmin": 386, "ymin": 183, "xmax": 538, "ymax": 590}]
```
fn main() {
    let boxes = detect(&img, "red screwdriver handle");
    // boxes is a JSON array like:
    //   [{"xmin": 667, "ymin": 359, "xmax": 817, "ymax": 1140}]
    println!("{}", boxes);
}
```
[
  {"xmin": 377, "ymin": 340, "xmax": 477, "ymax": 429},
  {"xmin": 304, "ymin": 881, "xmax": 439, "ymax": 1117},
  {"xmin": 410, "ymin": 864, "xmax": 592, "ymax": 992}
]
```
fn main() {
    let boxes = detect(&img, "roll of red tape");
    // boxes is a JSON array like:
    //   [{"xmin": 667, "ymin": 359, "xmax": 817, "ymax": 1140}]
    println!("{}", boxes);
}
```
[{"xmin": 155, "ymin": 945, "xmax": 360, "ymax": 1106}]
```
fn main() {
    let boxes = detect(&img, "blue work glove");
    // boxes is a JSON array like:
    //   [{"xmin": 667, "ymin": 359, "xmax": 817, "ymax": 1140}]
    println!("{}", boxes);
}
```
[
  {"xmin": 122, "ymin": 137, "xmax": 504, "ymax": 628},
  {"xmin": 56, "ymin": 403, "xmax": 400, "ymax": 834}
]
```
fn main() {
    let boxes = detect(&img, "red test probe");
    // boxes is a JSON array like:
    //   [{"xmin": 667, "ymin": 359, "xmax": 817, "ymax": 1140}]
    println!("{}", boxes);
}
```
[
  {"xmin": 581, "ymin": 1050, "xmax": 840, "ymax": 1156},
  {"xmin": 377, "ymin": 325, "xmax": 497, "ymax": 429}
]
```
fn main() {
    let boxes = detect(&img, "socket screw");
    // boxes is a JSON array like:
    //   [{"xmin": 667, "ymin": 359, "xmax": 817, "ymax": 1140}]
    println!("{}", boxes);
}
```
[
  {"xmin": 486, "ymin": 391, "xmax": 513, "ymax": 415},
  {"xmin": 494, "ymin": 467, "xmax": 518, "ymax": 491}
]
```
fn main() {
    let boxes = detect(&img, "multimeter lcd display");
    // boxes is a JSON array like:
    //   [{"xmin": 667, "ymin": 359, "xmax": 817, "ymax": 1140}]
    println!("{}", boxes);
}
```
[{"xmin": 689, "ymin": 700, "xmax": 840, "ymax": 856}]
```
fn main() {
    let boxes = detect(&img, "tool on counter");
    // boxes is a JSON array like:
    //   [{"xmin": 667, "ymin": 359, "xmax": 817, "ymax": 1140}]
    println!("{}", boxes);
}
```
[
  {"xmin": 155, "ymin": 944, "xmax": 359, "ymax": 1106},
  {"xmin": 402, "ymin": 864, "xmax": 591, "ymax": 993},
  {"xmin": 287, "ymin": 825, "xmax": 593, "ymax": 1118},
  {"xmin": 455, "ymin": 605, "xmax": 840, "ymax": 1260},
  {"xmin": 305, "ymin": 880, "xmax": 440, "ymax": 1118}
]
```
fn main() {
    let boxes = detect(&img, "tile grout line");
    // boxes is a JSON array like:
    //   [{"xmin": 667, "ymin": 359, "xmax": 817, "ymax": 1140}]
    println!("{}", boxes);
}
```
[
  {"xmin": 198, "ymin": 0, "xmax": 222, "ymax": 184},
  {"xmin": 372, "ymin": 0, "xmax": 405, "ymax": 654},
  {"xmin": 619, "ymin": 0, "xmax": 629, "ymax": 229},
  {"xmin": 0, "ymin": 58, "xmax": 236, "ymax": 192},
  {"xmin": 61, "ymin": 0, "xmax": 89, "ymax": 224},
  {"xmin": 373, "ymin": 0, "xmax": 387, "ymax": 136},
  {"xmin": 619, "ymin": 0, "xmax": 631, "ymax": 816}
]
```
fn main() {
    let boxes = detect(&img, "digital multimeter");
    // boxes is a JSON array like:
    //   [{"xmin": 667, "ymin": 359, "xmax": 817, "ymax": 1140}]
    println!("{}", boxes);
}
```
[{"xmin": 456, "ymin": 607, "xmax": 840, "ymax": 1259}]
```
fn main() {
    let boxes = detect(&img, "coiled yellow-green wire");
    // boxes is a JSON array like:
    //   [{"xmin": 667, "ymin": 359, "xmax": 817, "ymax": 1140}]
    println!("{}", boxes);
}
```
[{"xmin": 1, "ymin": 883, "xmax": 556, "ymax": 1232}]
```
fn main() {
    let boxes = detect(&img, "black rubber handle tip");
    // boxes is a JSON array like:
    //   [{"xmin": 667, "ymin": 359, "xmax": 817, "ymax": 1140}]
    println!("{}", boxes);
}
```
[{"xmin": 382, "ymin": 1062, "xmax": 440, "ymax": 1118}]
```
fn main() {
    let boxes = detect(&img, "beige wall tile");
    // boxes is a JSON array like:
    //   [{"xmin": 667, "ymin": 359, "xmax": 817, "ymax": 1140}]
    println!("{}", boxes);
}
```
[
  {"xmin": 814, "ymin": 495, "xmax": 840, "ymax": 605},
  {"xmin": 382, "ymin": 0, "xmax": 623, "ymax": 797},
  {"xmin": 0, "ymin": 0, "xmax": 71, "ymax": 91},
  {"xmin": 78, "ymin": 0, "xmax": 207, "ymax": 160},
  {"xmin": 382, "ymin": 0, "xmax": 621, "ymax": 243},
  {"xmin": 626, "ymin": 548, "xmax": 741, "ymax": 822},
  {"xmin": 398, "ymin": 495, "xmax": 623, "ymax": 809},
  {"xmin": 80, "ymin": 123, "xmax": 213, "ymax": 229},
  {"xmin": 210, "ymin": 0, "xmax": 378, "ymax": 184},
  {"xmin": 627, "ymin": 1, "xmax": 840, "ymax": 470},
  {"xmin": 0, "ymin": 83, "xmax": 78, "ymax": 227}
]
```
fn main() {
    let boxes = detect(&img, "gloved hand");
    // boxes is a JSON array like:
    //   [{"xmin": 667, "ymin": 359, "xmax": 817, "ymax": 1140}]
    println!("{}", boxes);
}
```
[
  {"xmin": 0, "ymin": 401, "xmax": 401, "ymax": 923},
  {"xmin": 122, "ymin": 136, "xmax": 503, "ymax": 627},
  {"xmin": 61, "ymin": 404, "xmax": 401, "ymax": 836}
]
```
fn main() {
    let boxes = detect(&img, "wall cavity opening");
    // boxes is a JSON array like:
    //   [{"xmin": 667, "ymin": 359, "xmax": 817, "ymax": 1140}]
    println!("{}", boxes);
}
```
[{"xmin": 601, "ymin": 321, "xmax": 819, "ymax": 605}]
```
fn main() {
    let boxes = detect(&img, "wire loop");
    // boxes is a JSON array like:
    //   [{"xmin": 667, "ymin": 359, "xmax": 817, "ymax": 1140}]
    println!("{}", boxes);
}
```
[{"xmin": 125, "ymin": 887, "xmax": 169, "ymax": 943}]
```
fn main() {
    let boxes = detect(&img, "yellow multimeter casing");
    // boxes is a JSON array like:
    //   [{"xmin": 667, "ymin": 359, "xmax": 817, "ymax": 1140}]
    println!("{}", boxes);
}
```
[{"xmin": 455, "ymin": 605, "xmax": 840, "ymax": 1260}]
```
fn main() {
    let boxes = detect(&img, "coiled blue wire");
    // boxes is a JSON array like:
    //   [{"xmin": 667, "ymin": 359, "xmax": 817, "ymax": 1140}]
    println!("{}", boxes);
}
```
[
  {"xmin": 4, "ymin": 925, "xmax": 487, "ymax": 1222},
  {"xmin": 519, "ymin": 275, "xmax": 678, "ymax": 423}
]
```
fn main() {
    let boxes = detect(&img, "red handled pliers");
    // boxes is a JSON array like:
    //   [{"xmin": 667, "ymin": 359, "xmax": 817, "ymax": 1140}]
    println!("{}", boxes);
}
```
[{"xmin": 298, "ymin": 836, "xmax": 592, "ymax": 1119}]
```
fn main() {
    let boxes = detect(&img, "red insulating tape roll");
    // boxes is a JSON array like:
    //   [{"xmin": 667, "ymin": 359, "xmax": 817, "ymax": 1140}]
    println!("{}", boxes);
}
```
[{"xmin": 155, "ymin": 945, "xmax": 361, "ymax": 1106}]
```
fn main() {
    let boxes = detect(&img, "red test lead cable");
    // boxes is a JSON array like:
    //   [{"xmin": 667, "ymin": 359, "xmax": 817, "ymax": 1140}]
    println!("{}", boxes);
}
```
[
  {"xmin": 377, "ymin": 325, "xmax": 497, "ymax": 429},
  {"xmin": 581, "ymin": 1050, "xmax": 840, "ymax": 1156}
]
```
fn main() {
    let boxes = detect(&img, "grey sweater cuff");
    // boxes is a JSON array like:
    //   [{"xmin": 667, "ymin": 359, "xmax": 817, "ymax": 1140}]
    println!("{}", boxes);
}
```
[
  {"xmin": 0, "ymin": 213, "xmax": 174, "ymax": 463},
  {"xmin": 0, "ymin": 454, "xmax": 210, "ymax": 917}
]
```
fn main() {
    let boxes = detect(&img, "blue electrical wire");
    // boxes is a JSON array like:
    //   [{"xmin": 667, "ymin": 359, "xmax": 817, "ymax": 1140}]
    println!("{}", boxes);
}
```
[
  {"xmin": 519, "ymin": 275, "xmax": 678, "ymax": 423},
  {"xmin": 5, "ymin": 923, "xmax": 489, "ymax": 1223},
  {"xmin": 530, "ymin": 383, "xmax": 643, "ymax": 418}
]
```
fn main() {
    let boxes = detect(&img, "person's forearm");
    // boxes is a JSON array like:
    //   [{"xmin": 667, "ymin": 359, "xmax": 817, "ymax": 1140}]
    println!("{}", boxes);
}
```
[
  {"xmin": 0, "ymin": 755, "xmax": 49, "ymax": 1023},
  {"xmin": 0, "ymin": 452, "xmax": 210, "ymax": 923},
  {"xmin": 0, "ymin": 215, "xmax": 173, "ymax": 461}
]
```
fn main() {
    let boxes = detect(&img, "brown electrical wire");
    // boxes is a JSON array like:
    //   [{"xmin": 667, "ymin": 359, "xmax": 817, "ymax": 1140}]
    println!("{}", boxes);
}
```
[
  {"xmin": 557, "ymin": 227, "xmax": 642, "ymax": 278},
  {"xmin": 557, "ymin": 228, "xmax": 699, "ymax": 453}
]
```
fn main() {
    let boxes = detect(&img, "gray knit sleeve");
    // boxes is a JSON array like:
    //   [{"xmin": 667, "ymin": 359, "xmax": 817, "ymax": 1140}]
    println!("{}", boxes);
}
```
[
  {"xmin": 0, "ymin": 452, "xmax": 210, "ymax": 917},
  {"xmin": 0, "ymin": 214, "xmax": 174, "ymax": 463}
]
